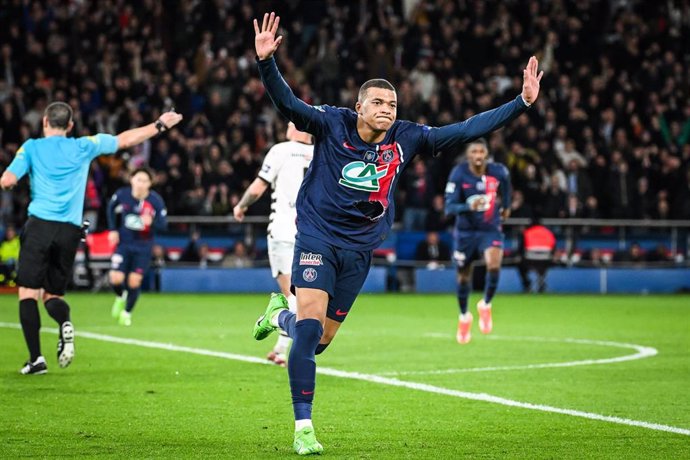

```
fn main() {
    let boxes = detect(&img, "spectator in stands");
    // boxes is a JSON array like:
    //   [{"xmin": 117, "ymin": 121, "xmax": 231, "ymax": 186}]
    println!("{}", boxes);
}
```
[
  {"xmin": 0, "ymin": 0, "xmax": 687, "ymax": 232},
  {"xmin": 425, "ymin": 194, "xmax": 453, "ymax": 232},
  {"xmin": 646, "ymin": 244, "xmax": 672, "ymax": 263},
  {"xmin": 415, "ymin": 231, "xmax": 450, "ymax": 270},
  {"xmin": 221, "ymin": 241, "xmax": 253, "ymax": 268},
  {"xmin": 510, "ymin": 190, "xmax": 535, "ymax": 220},
  {"xmin": 518, "ymin": 220, "xmax": 556, "ymax": 293},
  {"xmin": 0, "ymin": 225, "xmax": 19, "ymax": 285},
  {"xmin": 614, "ymin": 242, "xmax": 646, "ymax": 266},
  {"xmin": 542, "ymin": 174, "xmax": 567, "ymax": 218},
  {"xmin": 180, "ymin": 231, "xmax": 202, "ymax": 264},
  {"xmin": 401, "ymin": 159, "xmax": 433, "ymax": 231}
]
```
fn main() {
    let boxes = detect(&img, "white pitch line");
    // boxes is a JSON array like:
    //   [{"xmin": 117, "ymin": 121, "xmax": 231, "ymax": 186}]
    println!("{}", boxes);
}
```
[
  {"xmin": 0, "ymin": 322, "xmax": 687, "ymax": 437},
  {"xmin": 379, "ymin": 334, "xmax": 658, "ymax": 376}
]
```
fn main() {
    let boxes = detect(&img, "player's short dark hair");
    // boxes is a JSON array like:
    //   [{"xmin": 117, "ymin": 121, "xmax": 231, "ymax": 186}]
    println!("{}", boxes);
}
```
[
  {"xmin": 466, "ymin": 138, "xmax": 488, "ymax": 150},
  {"xmin": 44, "ymin": 102, "xmax": 73, "ymax": 130},
  {"xmin": 130, "ymin": 167, "xmax": 154, "ymax": 182},
  {"xmin": 358, "ymin": 79, "xmax": 396, "ymax": 102}
]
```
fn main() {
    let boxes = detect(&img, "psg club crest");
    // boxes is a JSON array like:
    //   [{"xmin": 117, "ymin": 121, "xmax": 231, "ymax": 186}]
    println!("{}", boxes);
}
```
[
  {"xmin": 381, "ymin": 149, "xmax": 394, "ymax": 163},
  {"xmin": 303, "ymin": 268, "xmax": 318, "ymax": 282}
]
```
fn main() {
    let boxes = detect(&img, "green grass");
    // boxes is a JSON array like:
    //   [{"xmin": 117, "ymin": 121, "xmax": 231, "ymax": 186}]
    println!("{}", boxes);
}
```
[{"xmin": 1, "ymin": 293, "xmax": 688, "ymax": 459}]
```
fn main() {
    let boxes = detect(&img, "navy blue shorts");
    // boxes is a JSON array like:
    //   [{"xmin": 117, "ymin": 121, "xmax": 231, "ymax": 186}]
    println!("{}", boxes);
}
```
[
  {"xmin": 291, "ymin": 233, "xmax": 372, "ymax": 323},
  {"xmin": 111, "ymin": 244, "xmax": 152, "ymax": 275},
  {"xmin": 452, "ymin": 230, "xmax": 504, "ymax": 268}
]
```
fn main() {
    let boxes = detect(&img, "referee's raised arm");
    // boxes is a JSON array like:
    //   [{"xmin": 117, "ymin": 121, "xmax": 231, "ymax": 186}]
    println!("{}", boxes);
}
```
[{"xmin": 116, "ymin": 110, "xmax": 183, "ymax": 150}]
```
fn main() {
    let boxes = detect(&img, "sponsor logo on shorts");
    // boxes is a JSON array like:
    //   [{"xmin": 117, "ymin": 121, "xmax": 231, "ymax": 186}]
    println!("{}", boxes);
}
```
[
  {"xmin": 299, "ymin": 252, "xmax": 323, "ymax": 266},
  {"xmin": 492, "ymin": 240, "xmax": 503, "ymax": 247},
  {"xmin": 302, "ymin": 268, "xmax": 318, "ymax": 282},
  {"xmin": 335, "ymin": 309, "xmax": 348, "ymax": 317}
]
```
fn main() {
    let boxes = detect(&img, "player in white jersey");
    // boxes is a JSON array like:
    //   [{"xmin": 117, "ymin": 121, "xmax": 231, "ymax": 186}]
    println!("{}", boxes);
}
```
[{"xmin": 234, "ymin": 122, "xmax": 313, "ymax": 365}]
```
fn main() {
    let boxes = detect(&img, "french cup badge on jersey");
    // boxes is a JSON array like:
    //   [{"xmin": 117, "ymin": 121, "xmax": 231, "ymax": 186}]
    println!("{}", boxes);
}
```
[
  {"xmin": 303, "ymin": 267, "xmax": 318, "ymax": 282},
  {"xmin": 381, "ymin": 149, "xmax": 394, "ymax": 163},
  {"xmin": 363, "ymin": 150, "xmax": 377, "ymax": 162}
]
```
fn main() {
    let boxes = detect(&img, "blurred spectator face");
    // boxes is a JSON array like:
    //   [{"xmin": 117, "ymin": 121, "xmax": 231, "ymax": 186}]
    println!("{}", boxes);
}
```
[
  {"xmin": 152, "ymin": 244, "xmax": 165, "ymax": 258},
  {"xmin": 426, "ymin": 232, "xmax": 439, "ymax": 245},
  {"xmin": 356, "ymin": 86, "xmax": 397, "ymax": 131},
  {"xmin": 5, "ymin": 226, "xmax": 16, "ymax": 240},
  {"xmin": 630, "ymin": 244, "xmax": 642, "ymax": 259},
  {"xmin": 467, "ymin": 142, "xmax": 489, "ymax": 170},
  {"xmin": 585, "ymin": 196, "xmax": 598, "ymax": 209}
]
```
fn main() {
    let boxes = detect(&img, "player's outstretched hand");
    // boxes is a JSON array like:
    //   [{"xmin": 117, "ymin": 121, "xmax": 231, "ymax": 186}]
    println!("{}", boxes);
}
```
[
  {"xmin": 521, "ymin": 56, "xmax": 544, "ymax": 105},
  {"xmin": 254, "ymin": 12, "xmax": 283, "ymax": 60},
  {"xmin": 159, "ymin": 110, "xmax": 183, "ymax": 129}
]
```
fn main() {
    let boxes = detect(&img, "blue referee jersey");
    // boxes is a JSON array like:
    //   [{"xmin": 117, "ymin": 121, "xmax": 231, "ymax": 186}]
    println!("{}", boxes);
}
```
[{"xmin": 7, "ymin": 134, "xmax": 119, "ymax": 226}]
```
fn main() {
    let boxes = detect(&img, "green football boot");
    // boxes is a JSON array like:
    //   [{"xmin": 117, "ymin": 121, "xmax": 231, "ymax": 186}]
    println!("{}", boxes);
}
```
[
  {"xmin": 111, "ymin": 296, "xmax": 126, "ymax": 319},
  {"xmin": 293, "ymin": 426, "xmax": 323, "ymax": 456},
  {"xmin": 252, "ymin": 293, "xmax": 289, "ymax": 340}
]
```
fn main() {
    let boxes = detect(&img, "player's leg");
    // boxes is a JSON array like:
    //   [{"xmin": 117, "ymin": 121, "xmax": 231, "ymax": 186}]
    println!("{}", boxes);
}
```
[
  {"xmin": 287, "ymin": 286, "xmax": 327, "ymax": 455},
  {"xmin": 456, "ymin": 264, "xmax": 474, "ymax": 344},
  {"xmin": 43, "ymin": 221, "xmax": 82, "ymax": 369},
  {"xmin": 453, "ymin": 234, "xmax": 477, "ymax": 344},
  {"xmin": 109, "ymin": 249, "xmax": 127, "ymax": 318},
  {"xmin": 15, "ymin": 218, "xmax": 51, "ymax": 374},
  {"xmin": 478, "ymin": 233, "xmax": 505, "ymax": 334},
  {"xmin": 267, "ymin": 239, "xmax": 297, "ymax": 366},
  {"xmin": 267, "ymin": 272, "xmax": 294, "ymax": 366},
  {"xmin": 119, "ymin": 271, "xmax": 144, "ymax": 326}
]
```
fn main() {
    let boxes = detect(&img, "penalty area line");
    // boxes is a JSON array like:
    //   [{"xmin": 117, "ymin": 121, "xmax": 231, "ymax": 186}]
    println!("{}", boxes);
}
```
[{"xmin": 0, "ymin": 322, "xmax": 687, "ymax": 437}]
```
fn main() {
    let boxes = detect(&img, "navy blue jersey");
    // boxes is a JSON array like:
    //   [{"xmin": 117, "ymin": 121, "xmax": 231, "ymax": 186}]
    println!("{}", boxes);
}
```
[
  {"xmin": 258, "ymin": 57, "xmax": 528, "ymax": 250},
  {"xmin": 106, "ymin": 187, "xmax": 167, "ymax": 246},
  {"xmin": 444, "ymin": 162, "xmax": 511, "ymax": 232}
]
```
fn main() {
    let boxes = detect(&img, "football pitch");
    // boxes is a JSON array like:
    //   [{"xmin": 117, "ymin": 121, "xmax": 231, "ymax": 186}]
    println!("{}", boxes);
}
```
[{"xmin": 1, "ymin": 292, "xmax": 688, "ymax": 459}]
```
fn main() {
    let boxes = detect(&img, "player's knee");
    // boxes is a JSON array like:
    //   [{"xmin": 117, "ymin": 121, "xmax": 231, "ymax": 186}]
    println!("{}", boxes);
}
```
[
  {"xmin": 109, "ymin": 271, "xmax": 124, "ymax": 285},
  {"xmin": 315, "ymin": 342, "xmax": 330, "ymax": 355},
  {"xmin": 127, "ymin": 276, "xmax": 142, "ymax": 289}
]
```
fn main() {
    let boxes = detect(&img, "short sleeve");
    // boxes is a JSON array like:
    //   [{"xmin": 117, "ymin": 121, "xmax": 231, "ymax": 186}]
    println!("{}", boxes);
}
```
[
  {"xmin": 7, "ymin": 141, "xmax": 32, "ymax": 179},
  {"xmin": 258, "ymin": 144, "xmax": 286, "ymax": 185},
  {"xmin": 78, "ymin": 134, "xmax": 119, "ymax": 159}
]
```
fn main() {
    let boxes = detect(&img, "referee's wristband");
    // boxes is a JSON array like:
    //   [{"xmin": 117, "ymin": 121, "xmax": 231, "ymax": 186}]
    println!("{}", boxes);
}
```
[{"xmin": 155, "ymin": 119, "xmax": 168, "ymax": 134}]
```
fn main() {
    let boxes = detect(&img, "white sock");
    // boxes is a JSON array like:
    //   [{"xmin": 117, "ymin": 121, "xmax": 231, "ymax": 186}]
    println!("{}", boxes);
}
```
[
  {"xmin": 460, "ymin": 312, "xmax": 471, "ymax": 322},
  {"xmin": 295, "ymin": 419, "xmax": 313, "ymax": 431},
  {"xmin": 287, "ymin": 294, "xmax": 297, "ymax": 313},
  {"xmin": 275, "ymin": 334, "xmax": 292, "ymax": 354}
]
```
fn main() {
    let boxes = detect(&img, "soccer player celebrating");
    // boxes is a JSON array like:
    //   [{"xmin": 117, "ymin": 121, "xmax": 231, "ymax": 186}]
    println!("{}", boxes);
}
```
[
  {"xmin": 233, "ymin": 122, "xmax": 314, "ymax": 366},
  {"xmin": 0, "ymin": 102, "xmax": 182, "ymax": 375},
  {"xmin": 107, "ymin": 168, "xmax": 167, "ymax": 326},
  {"xmin": 444, "ymin": 139, "xmax": 511, "ymax": 344},
  {"xmin": 250, "ymin": 12, "xmax": 542, "ymax": 455}
]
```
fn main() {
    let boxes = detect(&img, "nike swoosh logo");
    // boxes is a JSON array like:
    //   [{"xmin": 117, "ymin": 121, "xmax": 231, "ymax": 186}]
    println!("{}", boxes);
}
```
[
  {"xmin": 462, "ymin": 184, "xmax": 472, "ymax": 189},
  {"xmin": 301, "ymin": 390, "xmax": 314, "ymax": 395},
  {"xmin": 342, "ymin": 141, "xmax": 356, "ymax": 150},
  {"xmin": 335, "ymin": 309, "xmax": 348, "ymax": 316}
]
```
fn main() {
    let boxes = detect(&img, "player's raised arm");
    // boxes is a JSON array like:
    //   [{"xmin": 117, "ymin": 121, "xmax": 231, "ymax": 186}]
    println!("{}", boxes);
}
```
[
  {"xmin": 254, "ymin": 12, "xmax": 327, "ymax": 135},
  {"xmin": 432, "ymin": 57, "xmax": 543, "ymax": 153}
]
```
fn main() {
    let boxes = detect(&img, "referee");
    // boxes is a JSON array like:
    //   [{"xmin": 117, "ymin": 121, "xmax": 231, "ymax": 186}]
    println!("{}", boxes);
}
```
[{"xmin": 0, "ymin": 101, "xmax": 182, "ymax": 375}]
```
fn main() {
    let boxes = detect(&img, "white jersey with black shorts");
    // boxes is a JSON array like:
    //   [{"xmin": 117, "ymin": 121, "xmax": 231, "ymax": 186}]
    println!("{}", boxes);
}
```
[{"xmin": 258, "ymin": 140, "xmax": 313, "ymax": 278}]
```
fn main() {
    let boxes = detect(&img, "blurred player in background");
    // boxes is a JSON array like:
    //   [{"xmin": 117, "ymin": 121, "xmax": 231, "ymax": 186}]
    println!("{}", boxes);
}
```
[
  {"xmin": 107, "ymin": 168, "xmax": 167, "ymax": 326},
  {"xmin": 444, "ymin": 139, "xmax": 511, "ymax": 344},
  {"xmin": 250, "ymin": 12, "xmax": 542, "ymax": 455},
  {"xmin": 234, "ymin": 122, "xmax": 313, "ymax": 366},
  {"xmin": 0, "ymin": 101, "xmax": 182, "ymax": 374}
]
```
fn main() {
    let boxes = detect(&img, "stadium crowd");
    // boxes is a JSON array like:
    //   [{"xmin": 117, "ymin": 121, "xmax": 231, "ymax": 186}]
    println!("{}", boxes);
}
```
[{"xmin": 0, "ymin": 0, "xmax": 689, "ymax": 234}]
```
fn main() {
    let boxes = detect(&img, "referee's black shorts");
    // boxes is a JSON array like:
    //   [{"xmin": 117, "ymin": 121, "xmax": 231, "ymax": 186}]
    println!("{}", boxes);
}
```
[{"xmin": 17, "ymin": 217, "xmax": 82, "ymax": 296}]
